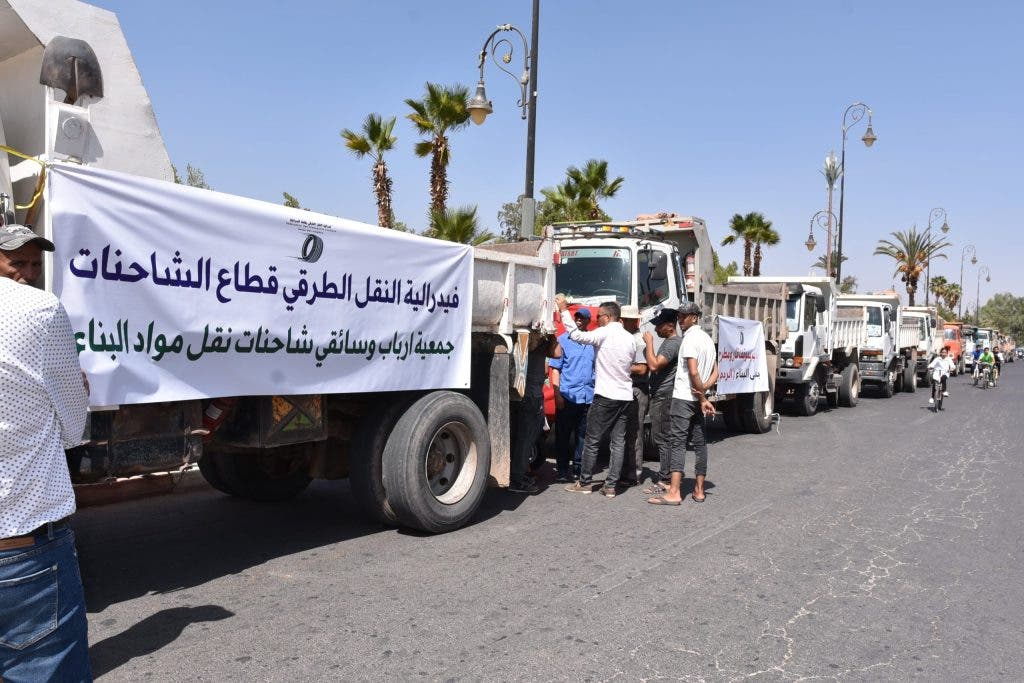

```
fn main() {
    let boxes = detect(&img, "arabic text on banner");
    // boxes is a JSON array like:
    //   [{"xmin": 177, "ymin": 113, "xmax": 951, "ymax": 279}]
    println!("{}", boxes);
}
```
[
  {"xmin": 49, "ymin": 163, "xmax": 473, "ymax": 406},
  {"xmin": 716, "ymin": 316, "xmax": 769, "ymax": 394}
]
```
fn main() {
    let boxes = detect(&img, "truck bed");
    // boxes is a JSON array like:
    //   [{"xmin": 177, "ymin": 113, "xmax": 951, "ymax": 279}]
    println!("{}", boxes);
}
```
[
  {"xmin": 472, "ymin": 237, "xmax": 556, "ymax": 336},
  {"xmin": 701, "ymin": 282, "xmax": 789, "ymax": 344}
]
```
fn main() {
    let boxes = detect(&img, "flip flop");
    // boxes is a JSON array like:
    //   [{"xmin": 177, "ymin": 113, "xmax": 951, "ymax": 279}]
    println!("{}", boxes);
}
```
[
  {"xmin": 647, "ymin": 495, "xmax": 681, "ymax": 506},
  {"xmin": 642, "ymin": 484, "xmax": 667, "ymax": 495},
  {"xmin": 692, "ymin": 495, "xmax": 706, "ymax": 503}
]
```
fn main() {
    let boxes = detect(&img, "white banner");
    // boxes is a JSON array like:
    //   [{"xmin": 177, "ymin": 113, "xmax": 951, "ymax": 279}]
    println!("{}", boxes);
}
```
[
  {"xmin": 716, "ymin": 316, "xmax": 769, "ymax": 394},
  {"xmin": 49, "ymin": 163, "xmax": 473, "ymax": 406}
]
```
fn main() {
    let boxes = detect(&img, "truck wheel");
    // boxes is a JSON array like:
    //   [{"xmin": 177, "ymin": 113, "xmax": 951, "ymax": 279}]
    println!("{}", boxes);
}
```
[
  {"xmin": 348, "ymin": 397, "xmax": 417, "ymax": 526},
  {"xmin": 879, "ymin": 371, "xmax": 896, "ymax": 398},
  {"xmin": 740, "ymin": 390, "xmax": 774, "ymax": 434},
  {"xmin": 204, "ymin": 448, "xmax": 312, "ymax": 502},
  {"xmin": 902, "ymin": 364, "xmax": 917, "ymax": 393},
  {"xmin": 198, "ymin": 452, "xmax": 236, "ymax": 496},
  {"xmin": 838, "ymin": 365, "xmax": 860, "ymax": 407},
  {"xmin": 382, "ymin": 391, "xmax": 491, "ymax": 534},
  {"xmin": 796, "ymin": 382, "xmax": 820, "ymax": 417}
]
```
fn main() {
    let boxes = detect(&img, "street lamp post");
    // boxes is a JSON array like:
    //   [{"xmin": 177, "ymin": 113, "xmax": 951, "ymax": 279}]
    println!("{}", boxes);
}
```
[
  {"xmin": 976, "ymin": 265, "xmax": 991, "ymax": 325},
  {"xmin": 923, "ymin": 207, "xmax": 950, "ymax": 306},
  {"xmin": 834, "ymin": 102, "xmax": 876, "ymax": 284},
  {"xmin": 804, "ymin": 209, "xmax": 839, "ymax": 276},
  {"xmin": 467, "ymin": 0, "xmax": 540, "ymax": 239},
  {"xmin": 958, "ymin": 244, "xmax": 977, "ymax": 320}
]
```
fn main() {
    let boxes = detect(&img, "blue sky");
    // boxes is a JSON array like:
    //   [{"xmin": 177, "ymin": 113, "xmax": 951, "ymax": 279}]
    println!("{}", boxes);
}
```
[{"xmin": 92, "ymin": 0, "xmax": 1023, "ymax": 310}]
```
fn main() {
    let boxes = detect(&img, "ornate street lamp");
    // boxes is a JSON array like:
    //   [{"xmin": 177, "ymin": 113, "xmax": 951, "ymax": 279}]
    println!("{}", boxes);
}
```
[
  {"xmin": 958, "ymin": 244, "xmax": 976, "ymax": 320},
  {"xmin": 924, "ymin": 207, "xmax": 950, "ymax": 306},
  {"xmin": 468, "ymin": 1, "xmax": 540, "ymax": 239},
  {"xmin": 805, "ymin": 209, "xmax": 838, "ymax": 276},
  {"xmin": 834, "ymin": 102, "xmax": 876, "ymax": 284},
  {"xmin": 976, "ymin": 265, "xmax": 991, "ymax": 325}
]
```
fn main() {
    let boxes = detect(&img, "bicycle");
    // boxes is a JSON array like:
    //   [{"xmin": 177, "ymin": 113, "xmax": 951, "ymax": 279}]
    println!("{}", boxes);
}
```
[
  {"xmin": 979, "ymin": 363, "xmax": 993, "ymax": 390},
  {"xmin": 930, "ymin": 378, "xmax": 945, "ymax": 411}
]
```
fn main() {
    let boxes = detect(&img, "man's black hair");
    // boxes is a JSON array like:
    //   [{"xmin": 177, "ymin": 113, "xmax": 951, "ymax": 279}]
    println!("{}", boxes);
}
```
[{"xmin": 599, "ymin": 301, "xmax": 621, "ymax": 320}]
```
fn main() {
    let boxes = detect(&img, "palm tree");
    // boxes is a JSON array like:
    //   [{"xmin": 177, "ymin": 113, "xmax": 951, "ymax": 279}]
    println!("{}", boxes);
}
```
[
  {"xmin": 565, "ymin": 159, "xmax": 625, "ymax": 219},
  {"xmin": 944, "ymin": 283, "xmax": 962, "ymax": 313},
  {"xmin": 813, "ymin": 250, "xmax": 848, "ymax": 278},
  {"xmin": 721, "ymin": 213, "xmax": 754, "ymax": 276},
  {"xmin": 540, "ymin": 181, "xmax": 589, "ymax": 222},
  {"xmin": 873, "ymin": 226, "xmax": 952, "ymax": 306},
  {"xmin": 405, "ymin": 83, "xmax": 471, "ymax": 216},
  {"xmin": 746, "ymin": 212, "xmax": 779, "ymax": 276},
  {"xmin": 427, "ymin": 205, "xmax": 495, "ymax": 246},
  {"xmin": 341, "ymin": 113, "xmax": 398, "ymax": 228},
  {"xmin": 929, "ymin": 275, "xmax": 949, "ymax": 308}
]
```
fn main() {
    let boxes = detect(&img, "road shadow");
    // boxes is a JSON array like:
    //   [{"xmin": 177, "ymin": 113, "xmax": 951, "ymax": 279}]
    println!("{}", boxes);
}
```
[
  {"xmin": 89, "ymin": 605, "xmax": 233, "ymax": 677},
  {"xmin": 74, "ymin": 478, "xmax": 525, "ymax": 612}
]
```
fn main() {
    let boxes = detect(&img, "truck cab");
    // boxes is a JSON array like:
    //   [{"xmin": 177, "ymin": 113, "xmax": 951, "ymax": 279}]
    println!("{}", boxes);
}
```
[
  {"xmin": 902, "ymin": 306, "xmax": 941, "ymax": 382},
  {"xmin": 551, "ymin": 215, "xmax": 714, "ymax": 324},
  {"xmin": 942, "ymin": 323, "xmax": 965, "ymax": 374}
]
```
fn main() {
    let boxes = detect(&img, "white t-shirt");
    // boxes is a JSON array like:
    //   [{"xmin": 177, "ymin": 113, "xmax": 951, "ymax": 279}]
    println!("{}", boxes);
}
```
[
  {"xmin": 928, "ymin": 356, "xmax": 955, "ymax": 382},
  {"xmin": 672, "ymin": 324, "xmax": 716, "ymax": 401},
  {"xmin": 560, "ymin": 310, "xmax": 635, "ymax": 401}
]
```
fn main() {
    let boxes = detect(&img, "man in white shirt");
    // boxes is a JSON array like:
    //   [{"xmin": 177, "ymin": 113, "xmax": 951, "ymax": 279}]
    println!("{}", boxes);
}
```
[
  {"xmin": 649, "ymin": 302, "xmax": 716, "ymax": 506},
  {"xmin": 556, "ymin": 294, "xmax": 635, "ymax": 498},
  {"xmin": 1, "ymin": 223, "xmax": 92, "ymax": 681}
]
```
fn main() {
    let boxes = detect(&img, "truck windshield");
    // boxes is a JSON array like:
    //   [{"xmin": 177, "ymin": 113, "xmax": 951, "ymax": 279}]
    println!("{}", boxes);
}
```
[
  {"xmin": 555, "ymin": 246, "xmax": 631, "ymax": 305},
  {"xmin": 866, "ymin": 307, "xmax": 884, "ymax": 337},
  {"xmin": 943, "ymin": 328, "xmax": 957, "ymax": 341},
  {"xmin": 976, "ymin": 331, "xmax": 990, "ymax": 345},
  {"xmin": 785, "ymin": 298, "xmax": 800, "ymax": 333}
]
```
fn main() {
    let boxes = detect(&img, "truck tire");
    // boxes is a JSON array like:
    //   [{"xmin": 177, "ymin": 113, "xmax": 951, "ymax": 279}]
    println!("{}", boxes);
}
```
[
  {"xmin": 382, "ymin": 391, "xmax": 491, "ymax": 534},
  {"xmin": 348, "ymin": 397, "xmax": 417, "ymax": 526},
  {"xmin": 203, "ymin": 448, "xmax": 312, "ymax": 502},
  {"xmin": 902, "ymin": 364, "xmax": 917, "ymax": 393},
  {"xmin": 198, "ymin": 452, "xmax": 236, "ymax": 496},
  {"xmin": 838, "ymin": 365, "xmax": 860, "ymax": 407},
  {"xmin": 796, "ymin": 382, "xmax": 820, "ymax": 417},
  {"xmin": 879, "ymin": 370, "xmax": 896, "ymax": 398},
  {"xmin": 740, "ymin": 390, "xmax": 774, "ymax": 434}
]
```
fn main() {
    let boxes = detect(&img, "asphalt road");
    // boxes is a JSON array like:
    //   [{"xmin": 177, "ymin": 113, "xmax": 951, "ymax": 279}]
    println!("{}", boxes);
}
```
[{"xmin": 75, "ymin": 366, "xmax": 1024, "ymax": 681}]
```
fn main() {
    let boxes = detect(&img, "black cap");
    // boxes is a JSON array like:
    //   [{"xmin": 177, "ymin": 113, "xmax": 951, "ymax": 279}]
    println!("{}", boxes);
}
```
[{"xmin": 651, "ymin": 308, "xmax": 678, "ymax": 326}]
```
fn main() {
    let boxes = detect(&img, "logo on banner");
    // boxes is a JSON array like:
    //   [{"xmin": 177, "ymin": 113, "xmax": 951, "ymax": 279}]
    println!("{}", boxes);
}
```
[{"xmin": 299, "ymin": 234, "xmax": 324, "ymax": 263}]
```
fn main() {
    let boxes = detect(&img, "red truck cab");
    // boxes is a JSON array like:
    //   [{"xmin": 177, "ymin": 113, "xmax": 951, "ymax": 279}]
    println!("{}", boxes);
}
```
[{"xmin": 943, "ymin": 322, "xmax": 966, "ymax": 374}]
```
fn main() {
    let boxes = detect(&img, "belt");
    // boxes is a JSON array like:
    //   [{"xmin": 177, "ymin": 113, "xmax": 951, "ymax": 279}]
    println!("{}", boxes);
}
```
[{"xmin": 0, "ymin": 517, "xmax": 71, "ymax": 551}]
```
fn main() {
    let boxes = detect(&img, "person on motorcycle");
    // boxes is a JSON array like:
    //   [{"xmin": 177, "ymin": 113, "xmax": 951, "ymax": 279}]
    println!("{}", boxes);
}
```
[
  {"xmin": 927, "ymin": 347, "xmax": 955, "ymax": 406},
  {"xmin": 979, "ymin": 347, "xmax": 996, "ymax": 386}
]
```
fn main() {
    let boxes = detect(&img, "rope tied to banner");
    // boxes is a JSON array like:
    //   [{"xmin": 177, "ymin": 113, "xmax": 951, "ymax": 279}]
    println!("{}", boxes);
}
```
[{"xmin": 1, "ymin": 143, "xmax": 48, "ymax": 212}]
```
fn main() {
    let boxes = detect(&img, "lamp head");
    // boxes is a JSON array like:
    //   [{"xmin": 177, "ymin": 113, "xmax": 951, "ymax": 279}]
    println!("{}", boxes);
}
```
[
  {"xmin": 971, "ymin": 256, "xmax": 978, "ymax": 265},
  {"xmin": 467, "ymin": 81, "xmax": 493, "ymax": 126},
  {"xmin": 861, "ymin": 124, "xmax": 877, "ymax": 148},
  {"xmin": 940, "ymin": 220, "xmax": 949, "ymax": 233},
  {"xmin": 805, "ymin": 233, "xmax": 817, "ymax": 252}
]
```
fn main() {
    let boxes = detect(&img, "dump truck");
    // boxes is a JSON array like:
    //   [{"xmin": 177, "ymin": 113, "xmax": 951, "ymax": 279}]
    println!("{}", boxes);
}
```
[
  {"xmin": 550, "ymin": 215, "xmax": 788, "ymax": 434},
  {"xmin": 1, "ymin": 0, "xmax": 557, "ymax": 533},
  {"xmin": 727, "ymin": 276, "xmax": 866, "ymax": 415},
  {"xmin": 942, "ymin": 322, "xmax": 966, "ymax": 374},
  {"xmin": 836, "ymin": 292, "xmax": 919, "ymax": 397},
  {"xmin": 902, "ymin": 306, "xmax": 944, "ymax": 386}
]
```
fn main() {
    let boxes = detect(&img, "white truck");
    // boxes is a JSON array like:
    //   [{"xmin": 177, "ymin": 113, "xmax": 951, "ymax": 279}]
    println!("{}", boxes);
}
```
[
  {"xmin": 902, "ymin": 306, "xmax": 944, "ymax": 385},
  {"xmin": 728, "ymin": 276, "xmax": 865, "ymax": 415},
  {"xmin": 837, "ymin": 292, "xmax": 920, "ymax": 398},
  {"xmin": 551, "ymin": 215, "xmax": 788, "ymax": 434},
  {"xmin": 1, "ymin": 1, "xmax": 556, "ymax": 533}
]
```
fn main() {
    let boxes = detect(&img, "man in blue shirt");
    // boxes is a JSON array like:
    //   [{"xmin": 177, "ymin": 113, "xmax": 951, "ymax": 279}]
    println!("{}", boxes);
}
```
[{"xmin": 550, "ymin": 308, "xmax": 596, "ymax": 482}]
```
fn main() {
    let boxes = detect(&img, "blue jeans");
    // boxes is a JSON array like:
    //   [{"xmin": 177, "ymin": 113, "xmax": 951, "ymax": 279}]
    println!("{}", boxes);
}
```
[
  {"xmin": 0, "ymin": 526, "xmax": 91, "ymax": 682},
  {"xmin": 555, "ymin": 398, "xmax": 589, "ymax": 477}
]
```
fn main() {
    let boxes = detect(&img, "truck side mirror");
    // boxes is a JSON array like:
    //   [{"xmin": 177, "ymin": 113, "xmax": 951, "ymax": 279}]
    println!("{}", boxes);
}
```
[{"xmin": 815, "ymin": 295, "xmax": 828, "ymax": 314}]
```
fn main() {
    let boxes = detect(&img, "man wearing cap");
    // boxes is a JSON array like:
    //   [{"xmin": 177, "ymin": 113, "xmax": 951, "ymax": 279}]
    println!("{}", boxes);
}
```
[
  {"xmin": 555, "ymin": 294, "xmax": 635, "ymax": 498},
  {"xmin": 621, "ymin": 306, "xmax": 649, "ymax": 487},
  {"xmin": 0, "ymin": 222, "xmax": 54, "ymax": 285},
  {"xmin": 649, "ymin": 302, "xmax": 716, "ymax": 506},
  {"xmin": 641, "ymin": 308, "xmax": 682, "ymax": 491},
  {"xmin": 549, "ymin": 307, "xmax": 596, "ymax": 482},
  {"xmin": 1, "ymin": 223, "xmax": 93, "ymax": 679}
]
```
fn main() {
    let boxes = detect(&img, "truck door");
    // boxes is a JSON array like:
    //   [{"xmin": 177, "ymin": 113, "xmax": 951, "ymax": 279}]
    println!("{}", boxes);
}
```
[{"xmin": 638, "ymin": 247, "xmax": 674, "ymax": 309}]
